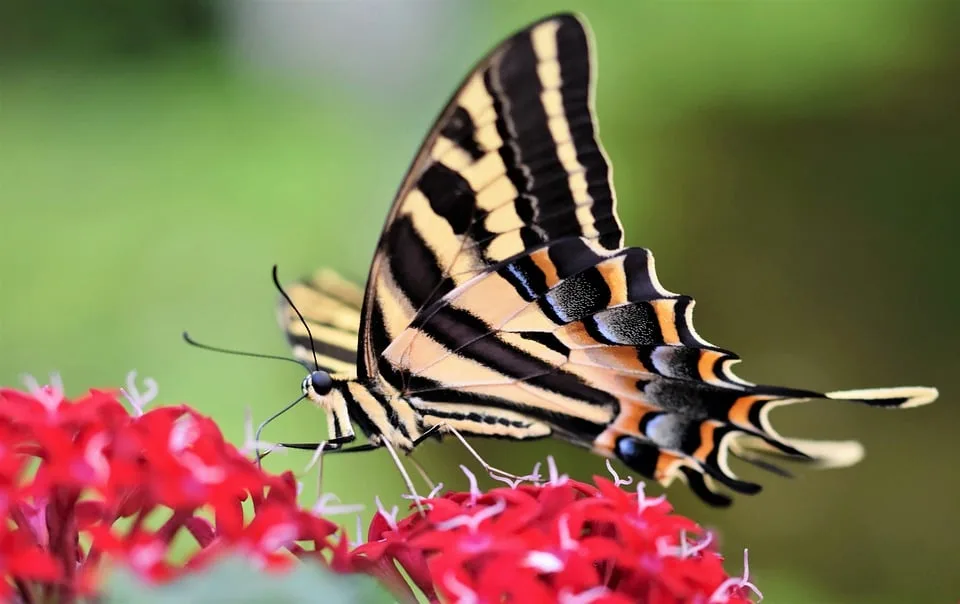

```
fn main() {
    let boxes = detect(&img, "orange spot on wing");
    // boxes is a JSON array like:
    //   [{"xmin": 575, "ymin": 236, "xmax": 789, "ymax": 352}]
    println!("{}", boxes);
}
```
[
  {"xmin": 596, "ymin": 256, "xmax": 628, "ymax": 306},
  {"xmin": 530, "ymin": 247, "xmax": 561, "ymax": 288},
  {"xmin": 654, "ymin": 450, "xmax": 685, "ymax": 484},
  {"xmin": 697, "ymin": 350, "xmax": 725, "ymax": 383},
  {"xmin": 574, "ymin": 346, "xmax": 652, "ymax": 374},
  {"xmin": 692, "ymin": 421, "xmax": 719, "ymax": 461},
  {"xmin": 728, "ymin": 395, "xmax": 771, "ymax": 426},
  {"xmin": 652, "ymin": 299, "xmax": 681, "ymax": 345},
  {"xmin": 554, "ymin": 322, "xmax": 599, "ymax": 348},
  {"xmin": 592, "ymin": 398, "xmax": 657, "ymax": 454}
]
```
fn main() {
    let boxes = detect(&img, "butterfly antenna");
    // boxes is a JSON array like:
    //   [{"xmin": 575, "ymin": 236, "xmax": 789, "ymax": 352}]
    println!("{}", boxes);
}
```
[
  {"xmin": 272, "ymin": 264, "xmax": 321, "ymax": 371},
  {"xmin": 182, "ymin": 332, "xmax": 304, "ymax": 367}
]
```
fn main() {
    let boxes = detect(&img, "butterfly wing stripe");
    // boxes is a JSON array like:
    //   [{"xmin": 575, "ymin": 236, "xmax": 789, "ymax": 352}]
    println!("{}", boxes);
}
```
[
  {"xmin": 287, "ymin": 331, "xmax": 356, "ymax": 363},
  {"xmin": 553, "ymin": 19, "xmax": 617, "ymax": 231},
  {"xmin": 304, "ymin": 268, "xmax": 365, "ymax": 308},
  {"xmin": 283, "ymin": 283, "xmax": 362, "ymax": 330},
  {"xmin": 567, "ymin": 345, "xmax": 742, "ymax": 385},
  {"xmin": 599, "ymin": 411, "xmax": 761, "ymax": 495},
  {"xmin": 400, "ymin": 240, "xmax": 669, "ymax": 357},
  {"xmin": 385, "ymin": 243, "xmax": 691, "ymax": 384},
  {"xmin": 422, "ymin": 414, "xmax": 551, "ymax": 441},
  {"xmin": 344, "ymin": 381, "xmax": 420, "ymax": 447},
  {"xmin": 440, "ymin": 106, "xmax": 487, "ymax": 161},
  {"xmin": 676, "ymin": 468, "xmax": 734, "ymax": 507},
  {"xmin": 285, "ymin": 320, "xmax": 359, "ymax": 352},
  {"xmin": 289, "ymin": 347, "xmax": 357, "ymax": 376},
  {"xmin": 410, "ymin": 400, "xmax": 554, "ymax": 439},
  {"xmin": 358, "ymin": 14, "xmax": 620, "ymax": 381},
  {"xmin": 398, "ymin": 303, "xmax": 615, "ymax": 407}
]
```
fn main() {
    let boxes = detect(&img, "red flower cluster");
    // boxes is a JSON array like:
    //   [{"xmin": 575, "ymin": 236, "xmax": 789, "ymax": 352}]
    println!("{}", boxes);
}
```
[
  {"xmin": 0, "ymin": 375, "xmax": 760, "ymax": 604},
  {"xmin": 348, "ymin": 460, "xmax": 760, "ymax": 603},
  {"xmin": 0, "ymin": 374, "xmax": 342, "ymax": 601}
]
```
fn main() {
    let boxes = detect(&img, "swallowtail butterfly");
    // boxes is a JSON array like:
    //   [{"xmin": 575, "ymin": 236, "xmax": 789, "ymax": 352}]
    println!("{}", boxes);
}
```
[{"xmin": 276, "ymin": 13, "xmax": 937, "ymax": 506}]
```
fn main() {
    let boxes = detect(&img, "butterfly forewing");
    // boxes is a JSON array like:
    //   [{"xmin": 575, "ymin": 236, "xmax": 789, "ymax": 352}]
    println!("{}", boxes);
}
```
[
  {"xmin": 278, "ymin": 12, "xmax": 938, "ymax": 507},
  {"xmin": 357, "ymin": 14, "xmax": 622, "ymax": 384}
]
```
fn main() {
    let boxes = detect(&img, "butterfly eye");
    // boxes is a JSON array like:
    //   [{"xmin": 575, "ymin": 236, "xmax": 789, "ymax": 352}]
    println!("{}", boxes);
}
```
[{"xmin": 304, "ymin": 370, "xmax": 333, "ymax": 397}]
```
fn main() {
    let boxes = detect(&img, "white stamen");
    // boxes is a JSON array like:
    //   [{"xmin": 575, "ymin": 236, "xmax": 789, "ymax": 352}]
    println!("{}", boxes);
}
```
[
  {"xmin": 120, "ymin": 370, "xmax": 158, "ymax": 415},
  {"xmin": 559, "ymin": 586, "xmax": 612, "ymax": 604},
  {"xmin": 523, "ymin": 550, "xmax": 564, "ymax": 573},
  {"xmin": 687, "ymin": 531, "xmax": 714, "ymax": 557},
  {"xmin": 459, "ymin": 464, "xmax": 482, "ymax": 505},
  {"xmin": 709, "ymin": 549, "xmax": 763, "ymax": 603},
  {"xmin": 656, "ymin": 530, "xmax": 707, "ymax": 559},
  {"xmin": 374, "ymin": 496, "xmax": 399, "ymax": 531},
  {"xmin": 491, "ymin": 462, "xmax": 543, "ymax": 488},
  {"xmin": 169, "ymin": 415, "xmax": 199, "ymax": 452},
  {"xmin": 545, "ymin": 456, "xmax": 569, "ymax": 486},
  {"xmin": 490, "ymin": 473, "xmax": 524, "ymax": 489},
  {"xmin": 302, "ymin": 441, "xmax": 328, "ymax": 473},
  {"xmin": 526, "ymin": 461, "xmax": 543, "ymax": 483},
  {"xmin": 557, "ymin": 514, "xmax": 579, "ymax": 551},
  {"xmin": 605, "ymin": 459, "xmax": 634, "ymax": 488},
  {"xmin": 656, "ymin": 536, "xmax": 675, "ymax": 558},
  {"xmin": 179, "ymin": 452, "xmax": 226, "ymax": 484},
  {"xmin": 313, "ymin": 493, "xmax": 364, "ymax": 517},
  {"xmin": 83, "ymin": 432, "xmax": 111, "ymax": 483},
  {"xmin": 434, "ymin": 498, "xmax": 506, "ymax": 533},
  {"xmin": 351, "ymin": 514, "xmax": 365, "ymax": 548},
  {"xmin": 402, "ymin": 481, "xmax": 443, "ymax": 505},
  {"xmin": 636, "ymin": 481, "xmax": 667, "ymax": 514},
  {"xmin": 443, "ymin": 573, "xmax": 478, "ymax": 604},
  {"xmin": 22, "ymin": 372, "xmax": 64, "ymax": 413},
  {"xmin": 664, "ymin": 530, "xmax": 714, "ymax": 559}
]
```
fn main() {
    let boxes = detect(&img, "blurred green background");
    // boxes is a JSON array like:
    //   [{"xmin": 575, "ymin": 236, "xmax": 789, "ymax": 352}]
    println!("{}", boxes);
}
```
[{"xmin": 2, "ymin": 1, "xmax": 957, "ymax": 602}]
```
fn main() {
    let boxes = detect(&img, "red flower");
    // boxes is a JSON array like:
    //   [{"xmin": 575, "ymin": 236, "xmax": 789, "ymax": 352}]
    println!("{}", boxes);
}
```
[
  {"xmin": 0, "ymin": 373, "xmax": 342, "ymax": 600},
  {"xmin": 0, "ymin": 374, "xmax": 759, "ymax": 603},
  {"xmin": 349, "ymin": 459, "xmax": 761, "ymax": 603}
]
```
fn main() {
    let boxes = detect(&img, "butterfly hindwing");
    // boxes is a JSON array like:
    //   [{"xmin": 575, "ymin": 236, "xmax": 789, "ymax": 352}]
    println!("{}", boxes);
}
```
[
  {"xmin": 278, "ymin": 268, "xmax": 363, "ymax": 377},
  {"xmin": 381, "ymin": 234, "xmax": 936, "ymax": 504}
]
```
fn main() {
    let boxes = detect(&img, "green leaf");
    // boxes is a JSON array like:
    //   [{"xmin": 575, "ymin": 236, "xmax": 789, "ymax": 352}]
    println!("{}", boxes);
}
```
[{"xmin": 101, "ymin": 556, "xmax": 395, "ymax": 604}]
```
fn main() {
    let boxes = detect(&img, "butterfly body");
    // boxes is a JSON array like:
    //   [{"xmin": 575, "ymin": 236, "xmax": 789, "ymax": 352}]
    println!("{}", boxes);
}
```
[{"xmin": 279, "ymin": 14, "xmax": 937, "ymax": 506}]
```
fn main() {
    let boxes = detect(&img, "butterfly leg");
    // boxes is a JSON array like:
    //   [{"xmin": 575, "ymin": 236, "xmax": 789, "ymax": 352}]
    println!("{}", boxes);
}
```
[
  {"xmin": 443, "ymin": 424, "xmax": 528, "ymax": 482},
  {"xmin": 381, "ymin": 437, "xmax": 426, "ymax": 515},
  {"xmin": 406, "ymin": 453, "xmax": 436, "ymax": 492},
  {"xmin": 278, "ymin": 437, "xmax": 427, "ymax": 514}
]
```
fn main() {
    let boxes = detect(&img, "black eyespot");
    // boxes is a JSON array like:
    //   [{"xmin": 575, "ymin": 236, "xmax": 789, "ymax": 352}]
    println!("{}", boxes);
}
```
[
  {"xmin": 308, "ymin": 370, "xmax": 333, "ymax": 396},
  {"xmin": 614, "ymin": 436, "xmax": 659, "ymax": 479}
]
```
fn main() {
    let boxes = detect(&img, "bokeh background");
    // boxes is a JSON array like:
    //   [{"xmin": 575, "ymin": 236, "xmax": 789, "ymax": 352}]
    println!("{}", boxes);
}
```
[{"xmin": 2, "ymin": 1, "xmax": 957, "ymax": 602}]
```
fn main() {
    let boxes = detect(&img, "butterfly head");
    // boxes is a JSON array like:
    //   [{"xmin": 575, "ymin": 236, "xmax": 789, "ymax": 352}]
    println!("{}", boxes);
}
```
[{"xmin": 302, "ymin": 370, "xmax": 334, "ymax": 401}]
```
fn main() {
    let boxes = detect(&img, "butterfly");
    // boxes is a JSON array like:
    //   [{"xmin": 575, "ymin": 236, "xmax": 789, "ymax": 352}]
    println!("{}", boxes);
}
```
[{"xmin": 276, "ymin": 13, "xmax": 938, "ymax": 506}]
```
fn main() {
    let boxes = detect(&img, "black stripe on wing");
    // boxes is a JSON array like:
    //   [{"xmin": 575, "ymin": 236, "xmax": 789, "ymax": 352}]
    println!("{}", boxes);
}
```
[{"xmin": 358, "ymin": 14, "xmax": 621, "ymax": 381}]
